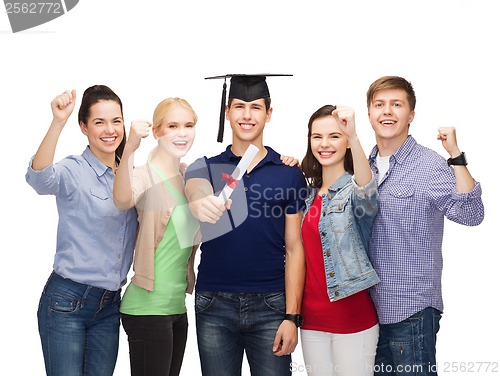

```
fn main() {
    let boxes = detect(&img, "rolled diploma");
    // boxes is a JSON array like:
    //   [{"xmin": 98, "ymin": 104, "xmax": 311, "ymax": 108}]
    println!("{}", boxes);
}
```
[{"xmin": 217, "ymin": 144, "xmax": 259, "ymax": 204}]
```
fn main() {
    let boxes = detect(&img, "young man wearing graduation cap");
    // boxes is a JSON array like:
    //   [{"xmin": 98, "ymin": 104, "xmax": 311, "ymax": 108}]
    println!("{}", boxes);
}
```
[{"xmin": 184, "ymin": 74, "xmax": 307, "ymax": 375}]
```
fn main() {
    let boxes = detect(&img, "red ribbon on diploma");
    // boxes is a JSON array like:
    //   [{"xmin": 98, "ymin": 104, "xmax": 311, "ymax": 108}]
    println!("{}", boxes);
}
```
[{"xmin": 221, "ymin": 173, "xmax": 240, "ymax": 189}]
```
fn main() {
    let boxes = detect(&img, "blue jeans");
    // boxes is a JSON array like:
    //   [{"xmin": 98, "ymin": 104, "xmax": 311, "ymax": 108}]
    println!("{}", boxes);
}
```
[
  {"xmin": 195, "ymin": 291, "xmax": 291, "ymax": 376},
  {"xmin": 375, "ymin": 307, "xmax": 441, "ymax": 376},
  {"xmin": 37, "ymin": 272, "xmax": 121, "ymax": 376}
]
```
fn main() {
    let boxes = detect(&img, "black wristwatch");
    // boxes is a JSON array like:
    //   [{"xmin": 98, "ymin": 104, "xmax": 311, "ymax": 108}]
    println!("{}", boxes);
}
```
[
  {"xmin": 447, "ymin": 152, "xmax": 467, "ymax": 166},
  {"xmin": 284, "ymin": 314, "xmax": 304, "ymax": 328}
]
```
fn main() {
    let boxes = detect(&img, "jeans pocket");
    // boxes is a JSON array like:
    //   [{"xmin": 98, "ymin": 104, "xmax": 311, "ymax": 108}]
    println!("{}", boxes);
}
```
[
  {"xmin": 195, "ymin": 291, "xmax": 216, "ymax": 314},
  {"xmin": 263, "ymin": 292, "xmax": 286, "ymax": 313},
  {"xmin": 385, "ymin": 315, "xmax": 423, "ymax": 373},
  {"xmin": 45, "ymin": 290, "xmax": 80, "ymax": 316}
]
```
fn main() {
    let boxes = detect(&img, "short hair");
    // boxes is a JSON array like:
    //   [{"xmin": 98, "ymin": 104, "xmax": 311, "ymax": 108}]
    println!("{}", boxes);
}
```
[
  {"xmin": 366, "ymin": 76, "xmax": 416, "ymax": 111},
  {"xmin": 227, "ymin": 97, "xmax": 271, "ymax": 111}
]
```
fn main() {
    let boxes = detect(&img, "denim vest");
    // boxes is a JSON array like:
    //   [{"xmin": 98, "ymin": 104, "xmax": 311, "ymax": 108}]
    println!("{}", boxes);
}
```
[{"xmin": 302, "ymin": 173, "xmax": 380, "ymax": 302}]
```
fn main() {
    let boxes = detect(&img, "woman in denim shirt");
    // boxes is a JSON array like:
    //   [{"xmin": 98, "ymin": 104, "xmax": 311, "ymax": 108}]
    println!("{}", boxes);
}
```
[
  {"xmin": 300, "ymin": 105, "xmax": 380, "ymax": 376},
  {"xmin": 26, "ymin": 86, "xmax": 138, "ymax": 376}
]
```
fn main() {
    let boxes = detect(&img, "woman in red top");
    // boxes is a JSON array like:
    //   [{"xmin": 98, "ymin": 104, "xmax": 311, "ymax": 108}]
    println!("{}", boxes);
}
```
[{"xmin": 299, "ymin": 105, "xmax": 379, "ymax": 376}]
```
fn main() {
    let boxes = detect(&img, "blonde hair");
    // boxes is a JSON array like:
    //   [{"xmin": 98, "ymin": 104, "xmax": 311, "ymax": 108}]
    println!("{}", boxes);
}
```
[
  {"xmin": 148, "ymin": 97, "xmax": 198, "ymax": 162},
  {"xmin": 153, "ymin": 97, "xmax": 198, "ymax": 130}
]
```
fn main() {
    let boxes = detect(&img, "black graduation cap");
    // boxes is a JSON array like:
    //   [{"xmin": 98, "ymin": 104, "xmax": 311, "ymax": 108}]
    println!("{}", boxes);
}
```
[{"xmin": 205, "ymin": 74, "xmax": 292, "ymax": 142}]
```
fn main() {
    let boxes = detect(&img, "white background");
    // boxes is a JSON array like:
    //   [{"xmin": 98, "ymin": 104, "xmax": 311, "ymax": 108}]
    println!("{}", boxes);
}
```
[{"xmin": 1, "ymin": 1, "xmax": 498, "ymax": 375}]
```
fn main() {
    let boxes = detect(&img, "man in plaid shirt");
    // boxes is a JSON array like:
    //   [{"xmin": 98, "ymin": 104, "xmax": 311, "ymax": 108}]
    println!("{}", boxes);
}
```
[{"xmin": 365, "ymin": 76, "xmax": 484, "ymax": 376}]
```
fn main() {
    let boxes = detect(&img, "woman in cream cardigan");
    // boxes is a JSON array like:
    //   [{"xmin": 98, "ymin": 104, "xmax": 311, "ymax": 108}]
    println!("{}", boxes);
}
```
[{"xmin": 113, "ymin": 97, "xmax": 200, "ymax": 376}]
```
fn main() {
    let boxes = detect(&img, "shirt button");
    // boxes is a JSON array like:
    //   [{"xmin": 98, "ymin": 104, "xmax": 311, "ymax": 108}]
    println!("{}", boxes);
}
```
[
  {"xmin": 329, "ymin": 272, "xmax": 335, "ymax": 277},
  {"xmin": 244, "ymin": 187, "xmax": 248, "ymax": 192},
  {"xmin": 334, "ymin": 291, "xmax": 339, "ymax": 296},
  {"xmin": 321, "ymin": 232, "xmax": 326, "ymax": 236},
  {"xmin": 326, "ymin": 251, "xmax": 331, "ymax": 257},
  {"xmin": 322, "ymin": 211, "xmax": 326, "ymax": 216}
]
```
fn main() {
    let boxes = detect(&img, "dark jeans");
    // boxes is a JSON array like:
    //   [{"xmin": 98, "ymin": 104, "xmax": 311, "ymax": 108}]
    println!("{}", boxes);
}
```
[
  {"xmin": 121, "ymin": 313, "xmax": 188, "ymax": 376},
  {"xmin": 195, "ymin": 291, "xmax": 291, "ymax": 376},
  {"xmin": 375, "ymin": 307, "xmax": 441, "ymax": 376},
  {"xmin": 37, "ymin": 271, "xmax": 121, "ymax": 376}
]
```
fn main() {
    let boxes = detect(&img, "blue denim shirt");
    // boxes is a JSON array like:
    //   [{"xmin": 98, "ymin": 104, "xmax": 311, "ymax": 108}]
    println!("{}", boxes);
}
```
[
  {"xmin": 26, "ymin": 147, "xmax": 138, "ymax": 291},
  {"xmin": 302, "ymin": 172, "xmax": 380, "ymax": 301}
]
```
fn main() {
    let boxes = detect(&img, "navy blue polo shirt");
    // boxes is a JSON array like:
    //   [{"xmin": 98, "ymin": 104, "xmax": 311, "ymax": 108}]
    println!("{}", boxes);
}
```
[{"xmin": 185, "ymin": 145, "xmax": 307, "ymax": 293}]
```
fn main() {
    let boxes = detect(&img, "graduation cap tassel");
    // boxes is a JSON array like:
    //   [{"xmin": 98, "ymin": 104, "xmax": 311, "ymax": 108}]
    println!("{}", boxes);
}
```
[{"xmin": 217, "ymin": 80, "xmax": 227, "ymax": 143}]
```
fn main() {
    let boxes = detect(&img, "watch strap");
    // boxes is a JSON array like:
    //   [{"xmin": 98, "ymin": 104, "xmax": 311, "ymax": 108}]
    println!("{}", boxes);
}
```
[
  {"xmin": 284, "ymin": 313, "xmax": 303, "ymax": 327},
  {"xmin": 447, "ymin": 152, "xmax": 467, "ymax": 166}
]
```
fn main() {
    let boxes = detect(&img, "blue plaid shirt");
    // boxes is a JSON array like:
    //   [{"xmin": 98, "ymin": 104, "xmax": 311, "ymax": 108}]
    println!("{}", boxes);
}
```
[{"xmin": 368, "ymin": 136, "xmax": 484, "ymax": 324}]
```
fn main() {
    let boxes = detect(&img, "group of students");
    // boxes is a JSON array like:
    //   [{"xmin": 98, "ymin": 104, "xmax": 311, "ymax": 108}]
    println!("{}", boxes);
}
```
[{"xmin": 26, "ymin": 74, "xmax": 484, "ymax": 376}]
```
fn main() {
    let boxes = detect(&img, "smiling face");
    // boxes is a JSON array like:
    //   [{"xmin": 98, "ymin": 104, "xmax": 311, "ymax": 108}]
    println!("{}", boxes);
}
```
[
  {"xmin": 368, "ymin": 88, "xmax": 415, "ymax": 152},
  {"xmin": 79, "ymin": 100, "xmax": 124, "ymax": 164},
  {"xmin": 153, "ymin": 105, "xmax": 196, "ymax": 159},
  {"xmin": 310, "ymin": 115, "xmax": 348, "ymax": 170},
  {"xmin": 226, "ymin": 98, "xmax": 272, "ymax": 144}
]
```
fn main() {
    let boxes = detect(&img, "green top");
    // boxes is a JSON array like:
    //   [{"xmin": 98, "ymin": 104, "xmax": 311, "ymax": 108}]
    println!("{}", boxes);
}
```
[{"xmin": 120, "ymin": 163, "xmax": 198, "ymax": 315}]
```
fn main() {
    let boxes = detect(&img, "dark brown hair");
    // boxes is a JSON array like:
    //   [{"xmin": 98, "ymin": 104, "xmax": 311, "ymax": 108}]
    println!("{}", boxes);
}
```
[
  {"xmin": 228, "ymin": 97, "xmax": 271, "ymax": 111},
  {"xmin": 301, "ymin": 105, "xmax": 353, "ymax": 188},
  {"xmin": 78, "ymin": 85, "xmax": 127, "ymax": 160}
]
